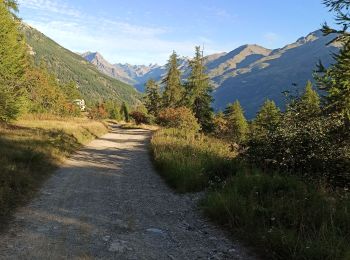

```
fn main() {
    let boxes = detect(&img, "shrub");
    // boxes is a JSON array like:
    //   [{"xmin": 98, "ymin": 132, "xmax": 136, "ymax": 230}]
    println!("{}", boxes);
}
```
[
  {"xmin": 202, "ymin": 171, "xmax": 350, "ymax": 260},
  {"xmin": 88, "ymin": 103, "xmax": 108, "ymax": 120},
  {"xmin": 157, "ymin": 106, "xmax": 201, "ymax": 132},
  {"xmin": 129, "ymin": 111, "xmax": 149, "ymax": 125}
]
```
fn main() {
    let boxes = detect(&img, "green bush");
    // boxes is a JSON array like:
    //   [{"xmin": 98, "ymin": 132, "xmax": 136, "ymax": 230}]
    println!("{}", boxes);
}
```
[
  {"xmin": 202, "ymin": 171, "xmax": 350, "ymax": 260},
  {"xmin": 157, "ymin": 107, "xmax": 201, "ymax": 133}
]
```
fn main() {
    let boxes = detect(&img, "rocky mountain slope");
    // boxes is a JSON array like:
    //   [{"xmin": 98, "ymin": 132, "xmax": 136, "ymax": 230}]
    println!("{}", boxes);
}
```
[
  {"xmin": 82, "ymin": 30, "xmax": 339, "ymax": 117},
  {"xmin": 212, "ymin": 30, "xmax": 339, "ymax": 117},
  {"xmin": 22, "ymin": 24, "xmax": 140, "ymax": 106}
]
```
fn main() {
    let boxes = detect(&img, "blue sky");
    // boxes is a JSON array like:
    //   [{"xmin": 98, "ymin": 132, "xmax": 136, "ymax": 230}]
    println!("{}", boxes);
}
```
[{"xmin": 18, "ymin": 0, "xmax": 336, "ymax": 65}]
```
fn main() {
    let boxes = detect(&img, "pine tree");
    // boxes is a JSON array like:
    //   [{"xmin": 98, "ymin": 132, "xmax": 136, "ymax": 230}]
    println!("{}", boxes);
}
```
[
  {"xmin": 225, "ymin": 101, "xmax": 249, "ymax": 143},
  {"xmin": 162, "ymin": 51, "xmax": 183, "ymax": 108},
  {"xmin": 254, "ymin": 99, "xmax": 281, "ymax": 134},
  {"xmin": 316, "ymin": 0, "xmax": 350, "ymax": 122},
  {"xmin": 213, "ymin": 111, "xmax": 228, "ymax": 137},
  {"xmin": 120, "ymin": 102, "xmax": 130, "ymax": 122},
  {"xmin": 299, "ymin": 81, "xmax": 321, "ymax": 118},
  {"xmin": 3, "ymin": 0, "xmax": 18, "ymax": 13},
  {"xmin": 185, "ymin": 46, "xmax": 214, "ymax": 132},
  {"xmin": 0, "ymin": 1, "xmax": 27, "ymax": 121},
  {"xmin": 144, "ymin": 79, "xmax": 161, "ymax": 116}
]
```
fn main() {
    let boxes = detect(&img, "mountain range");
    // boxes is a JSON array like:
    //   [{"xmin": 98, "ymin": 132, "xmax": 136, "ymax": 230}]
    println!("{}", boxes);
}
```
[{"xmin": 82, "ymin": 30, "xmax": 340, "ymax": 118}]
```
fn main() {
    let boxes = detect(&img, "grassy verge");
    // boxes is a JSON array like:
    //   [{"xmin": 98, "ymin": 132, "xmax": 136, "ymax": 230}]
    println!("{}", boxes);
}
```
[
  {"xmin": 151, "ymin": 128, "xmax": 350, "ymax": 259},
  {"xmin": 151, "ymin": 128, "xmax": 237, "ymax": 192},
  {"xmin": 0, "ymin": 117, "xmax": 108, "ymax": 225}
]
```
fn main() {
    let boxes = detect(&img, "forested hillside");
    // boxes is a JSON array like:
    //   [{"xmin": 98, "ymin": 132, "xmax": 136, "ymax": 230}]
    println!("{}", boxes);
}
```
[{"xmin": 22, "ymin": 24, "xmax": 140, "ymax": 106}]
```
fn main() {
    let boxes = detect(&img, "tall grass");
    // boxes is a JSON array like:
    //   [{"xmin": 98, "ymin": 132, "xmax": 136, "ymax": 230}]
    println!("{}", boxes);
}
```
[
  {"xmin": 0, "ymin": 117, "xmax": 108, "ymax": 225},
  {"xmin": 151, "ymin": 128, "xmax": 237, "ymax": 192},
  {"xmin": 151, "ymin": 128, "xmax": 350, "ymax": 259}
]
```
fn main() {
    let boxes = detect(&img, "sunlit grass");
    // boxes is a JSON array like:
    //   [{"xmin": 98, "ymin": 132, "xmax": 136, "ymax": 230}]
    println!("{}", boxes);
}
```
[
  {"xmin": 151, "ymin": 128, "xmax": 237, "ymax": 192},
  {"xmin": 0, "ymin": 117, "xmax": 108, "ymax": 225},
  {"xmin": 151, "ymin": 128, "xmax": 350, "ymax": 259}
]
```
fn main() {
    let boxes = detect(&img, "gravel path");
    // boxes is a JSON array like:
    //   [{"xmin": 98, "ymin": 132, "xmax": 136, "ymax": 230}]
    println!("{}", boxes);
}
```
[{"xmin": 0, "ymin": 126, "xmax": 256, "ymax": 259}]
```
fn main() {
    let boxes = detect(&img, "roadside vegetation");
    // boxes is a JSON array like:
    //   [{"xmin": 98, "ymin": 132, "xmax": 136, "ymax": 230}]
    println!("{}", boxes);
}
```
[
  {"xmin": 0, "ymin": 1, "xmax": 118, "ymax": 224},
  {"xmin": 0, "ymin": 117, "xmax": 108, "ymax": 226},
  {"xmin": 146, "ymin": 1, "xmax": 350, "ymax": 259}
]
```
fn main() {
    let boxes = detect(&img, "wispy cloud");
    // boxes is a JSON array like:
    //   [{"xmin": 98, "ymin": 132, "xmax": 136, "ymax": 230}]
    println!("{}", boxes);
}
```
[
  {"xmin": 18, "ymin": 0, "xmax": 231, "ymax": 64},
  {"xmin": 18, "ymin": 0, "xmax": 82, "ymax": 18},
  {"xmin": 263, "ymin": 32, "xmax": 280, "ymax": 45}
]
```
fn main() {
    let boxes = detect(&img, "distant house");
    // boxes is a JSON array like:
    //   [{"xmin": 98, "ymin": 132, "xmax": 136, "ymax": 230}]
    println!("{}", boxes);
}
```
[{"xmin": 73, "ymin": 99, "xmax": 86, "ymax": 111}]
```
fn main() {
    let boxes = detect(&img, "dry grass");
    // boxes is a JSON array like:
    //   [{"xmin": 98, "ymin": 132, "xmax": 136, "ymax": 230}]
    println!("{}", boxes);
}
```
[
  {"xmin": 0, "ymin": 117, "xmax": 108, "ymax": 226},
  {"xmin": 151, "ymin": 128, "xmax": 237, "ymax": 192}
]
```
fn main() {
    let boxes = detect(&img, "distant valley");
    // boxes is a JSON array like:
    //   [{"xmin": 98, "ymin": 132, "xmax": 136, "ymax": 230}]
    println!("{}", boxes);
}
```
[{"xmin": 82, "ymin": 30, "xmax": 339, "ymax": 118}]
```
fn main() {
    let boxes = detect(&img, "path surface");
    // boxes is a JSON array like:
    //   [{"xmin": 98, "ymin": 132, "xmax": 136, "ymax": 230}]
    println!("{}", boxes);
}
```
[{"xmin": 0, "ymin": 126, "xmax": 255, "ymax": 259}]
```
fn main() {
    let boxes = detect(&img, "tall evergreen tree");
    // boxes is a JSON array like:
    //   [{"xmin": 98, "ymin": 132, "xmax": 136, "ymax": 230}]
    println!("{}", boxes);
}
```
[
  {"xmin": 0, "ymin": 1, "xmax": 27, "ymax": 121},
  {"xmin": 253, "ymin": 99, "xmax": 281, "ymax": 135},
  {"xmin": 316, "ymin": 0, "xmax": 350, "ymax": 122},
  {"xmin": 225, "ymin": 101, "xmax": 249, "ymax": 143},
  {"xmin": 299, "ymin": 81, "xmax": 321, "ymax": 118},
  {"xmin": 162, "ymin": 51, "xmax": 183, "ymax": 108},
  {"xmin": 185, "ymin": 46, "xmax": 214, "ymax": 132},
  {"xmin": 1, "ymin": 0, "xmax": 18, "ymax": 14},
  {"xmin": 144, "ymin": 79, "xmax": 161, "ymax": 116},
  {"xmin": 120, "ymin": 102, "xmax": 130, "ymax": 122}
]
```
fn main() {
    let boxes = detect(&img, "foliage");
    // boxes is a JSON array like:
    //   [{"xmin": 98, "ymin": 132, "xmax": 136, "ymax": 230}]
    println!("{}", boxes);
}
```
[
  {"xmin": 88, "ymin": 102, "xmax": 109, "ymax": 120},
  {"xmin": 224, "ymin": 101, "xmax": 249, "ymax": 143},
  {"xmin": 105, "ymin": 100, "xmax": 122, "ymax": 120},
  {"xmin": 24, "ymin": 65, "xmax": 77, "ymax": 116},
  {"xmin": 247, "ymin": 82, "xmax": 349, "ymax": 187},
  {"xmin": 316, "ymin": 0, "xmax": 350, "ymax": 123},
  {"xmin": 129, "ymin": 111, "xmax": 149, "ymax": 125},
  {"xmin": 120, "ymin": 102, "xmax": 130, "ymax": 122},
  {"xmin": 0, "ymin": 2, "xmax": 27, "ymax": 122},
  {"xmin": 2, "ymin": 0, "xmax": 18, "ymax": 13},
  {"xmin": 144, "ymin": 79, "xmax": 161, "ymax": 117},
  {"xmin": 151, "ymin": 128, "xmax": 236, "ymax": 192},
  {"xmin": 162, "ymin": 51, "xmax": 184, "ymax": 108},
  {"xmin": 202, "ymin": 171, "xmax": 350, "ymax": 260},
  {"xmin": 184, "ymin": 46, "xmax": 214, "ymax": 132},
  {"xmin": 212, "ymin": 111, "xmax": 228, "ymax": 138},
  {"xmin": 157, "ymin": 107, "xmax": 201, "ymax": 133}
]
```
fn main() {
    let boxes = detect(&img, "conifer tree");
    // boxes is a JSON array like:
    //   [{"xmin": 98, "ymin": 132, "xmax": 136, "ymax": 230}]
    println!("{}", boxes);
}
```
[
  {"xmin": 185, "ymin": 46, "xmax": 214, "ymax": 132},
  {"xmin": 144, "ymin": 79, "xmax": 161, "ymax": 116},
  {"xmin": 225, "ymin": 101, "xmax": 249, "ymax": 143},
  {"xmin": 299, "ymin": 81, "xmax": 321, "ymax": 118},
  {"xmin": 0, "ymin": 1, "xmax": 27, "ymax": 121},
  {"xmin": 3, "ymin": 0, "xmax": 18, "ymax": 13},
  {"xmin": 162, "ymin": 51, "xmax": 183, "ymax": 108},
  {"xmin": 316, "ymin": 0, "xmax": 350, "ymax": 122},
  {"xmin": 253, "ymin": 99, "xmax": 281, "ymax": 134},
  {"xmin": 120, "ymin": 102, "xmax": 130, "ymax": 122}
]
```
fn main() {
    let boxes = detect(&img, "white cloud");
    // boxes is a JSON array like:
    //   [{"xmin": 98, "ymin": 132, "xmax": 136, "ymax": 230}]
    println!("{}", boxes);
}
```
[
  {"xmin": 263, "ymin": 32, "xmax": 280, "ymax": 44},
  {"xmin": 18, "ymin": 0, "xmax": 82, "ymax": 18},
  {"xmin": 19, "ymin": 0, "xmax": 232, "ymax": 64}
]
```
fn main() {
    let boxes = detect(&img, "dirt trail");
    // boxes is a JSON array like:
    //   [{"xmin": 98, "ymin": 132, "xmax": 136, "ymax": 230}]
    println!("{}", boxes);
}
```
[{"xmin": 0, "ymin": 126, "xmax": 256, "ymax": 259}]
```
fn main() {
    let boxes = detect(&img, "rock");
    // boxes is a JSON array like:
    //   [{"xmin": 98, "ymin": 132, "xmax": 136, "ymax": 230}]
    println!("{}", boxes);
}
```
[
  {"xmin": 108, "ymin": 239, "xmax": 132, "ymax": 253},
  {"xmin": 146, "ymin": 228, "xmax": 165, "ymax": 235},
  {"xmin": 103, "ymin": 235, "xmax": 111, "ymax": 242}
]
